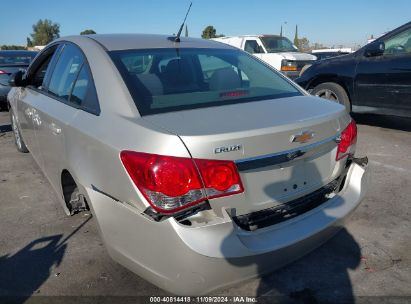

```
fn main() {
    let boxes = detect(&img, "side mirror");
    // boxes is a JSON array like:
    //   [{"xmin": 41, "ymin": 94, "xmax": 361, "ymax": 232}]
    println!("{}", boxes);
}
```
[
  {"xmin": 364, "ymin": 41, "xmax": 385, "ymax": 57},
  {"xmin": 8, "ymin": 70, "xmax": 26, "ymax": 87}
]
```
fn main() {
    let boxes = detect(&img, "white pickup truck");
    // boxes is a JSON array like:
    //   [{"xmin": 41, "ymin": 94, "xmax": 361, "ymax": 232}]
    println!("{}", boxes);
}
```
[{"xmin": 212, "ymin": 35, "xmax": 316, "ymax": 79}]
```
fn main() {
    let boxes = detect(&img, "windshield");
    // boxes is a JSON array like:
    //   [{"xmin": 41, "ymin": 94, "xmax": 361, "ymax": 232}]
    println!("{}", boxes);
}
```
[
  {"xmin": 109, "ymin": 48, "xmax": 301, "ymax": 115},
  {"xmin": 0, "ymin": 53, "xmax": 36, "ymax": 66},
  {"xmin": 260, "ymin": 36, "xmax": 298, "ymax": 53}
]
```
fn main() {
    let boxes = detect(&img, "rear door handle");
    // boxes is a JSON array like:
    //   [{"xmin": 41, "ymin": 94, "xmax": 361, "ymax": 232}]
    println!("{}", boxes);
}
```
[{"xmin": 50, "ymin": 122, "xmax": 61, "ymax": 135}]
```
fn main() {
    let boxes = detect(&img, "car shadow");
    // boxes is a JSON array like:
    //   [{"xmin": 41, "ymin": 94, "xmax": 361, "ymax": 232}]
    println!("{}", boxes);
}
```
[
  {"xmin": 254, "ymin": 228, "xmax": 360, "ymax": 303},
  {"xmin": 221, "ymin": 160, "xmax": 361, "ymax": 303},
  {"xmin": 352, "ymin": 113, "xmax": 411, "ymax": 132},
  {"xmin": 0, "ymin": 216, "xmax": 92, "ymax": 304},
  {"xmin": 0, "ymin": 235, "xmax": 66, "ymax": 303}
]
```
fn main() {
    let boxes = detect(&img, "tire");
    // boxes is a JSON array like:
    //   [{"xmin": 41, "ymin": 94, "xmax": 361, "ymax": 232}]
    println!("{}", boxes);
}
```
[
  {"xmin": 10, "ymin": 110, "xmax": 29, "ymax": 153},
  {"xmin": 311, "ymin": 82, "xmax": 351, "ymax": 113}
]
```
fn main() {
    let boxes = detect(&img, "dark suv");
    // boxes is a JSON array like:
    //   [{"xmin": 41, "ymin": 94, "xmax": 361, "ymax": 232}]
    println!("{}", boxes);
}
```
[
  {"xmin": 296, "ymin": 21, "xmax": 411, "ymax": 117},
  {"xmin": 0, "ymin": 50, "xmax": 37, "ymax": 110}
]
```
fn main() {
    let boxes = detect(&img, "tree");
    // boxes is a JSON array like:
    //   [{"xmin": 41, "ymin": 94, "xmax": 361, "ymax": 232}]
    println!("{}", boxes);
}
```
[
  {"xmin": 311, "ymin": 42, "xmax": 327, "ymax": 50},
  {"xmin": 185, "ymin": 25, "xmax": 188, "ymax": 37},
  {"xmin": 80, "ymin": 29, "xmax": 96, "ymax": 35},
  {"xmin": 26, "ymin": 37, "xmax": 33, "ymax": 47},
  {"xmin": 294, "ymin": 25, "xmax": 299, "ymax": 48},
  {"xmin": 1, "ymin": 45, "xmax": 26, "ymax": 50},
  {"xmin": 27, "ymin": 19, "xmax": 60, "ymax": 46},
  {"xmin": 297, "ymin": 37, "xmax": 310, "ymax": 52},
  {"xmin": 201, "ymin": 25, "xmax": 224, "ymax": 39},
  {"xmin": 295, "ymin": 37, "xmax": 327, "ymax": 52},
  {"xmin": 202, "ymin": 25, "xmax": 216, "ymax": 39}
]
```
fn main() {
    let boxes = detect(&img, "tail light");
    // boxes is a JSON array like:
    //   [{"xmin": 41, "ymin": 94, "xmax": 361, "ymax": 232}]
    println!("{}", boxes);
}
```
[
  {"xmin": 336, "ymin": 120, "xmax": 357, "ymax": 161},
  {"xmin": 120, "ymin": 151, "xmax": 244, "ymax": 214},
  {"xmin": 0, "ymin": 70, "xmax": 7, "ymax": 75}
]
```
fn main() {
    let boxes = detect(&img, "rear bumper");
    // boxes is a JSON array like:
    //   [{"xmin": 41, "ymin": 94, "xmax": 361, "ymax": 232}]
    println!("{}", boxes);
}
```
[{"xmin": 87, "ymin": 160, "xmax": 369, "ymax": 295}]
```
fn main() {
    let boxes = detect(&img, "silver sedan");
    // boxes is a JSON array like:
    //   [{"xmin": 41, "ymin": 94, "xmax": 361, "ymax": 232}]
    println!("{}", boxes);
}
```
[{"xmin": 7, "ymin": 34, "xmax": 369, "ymax": 295}]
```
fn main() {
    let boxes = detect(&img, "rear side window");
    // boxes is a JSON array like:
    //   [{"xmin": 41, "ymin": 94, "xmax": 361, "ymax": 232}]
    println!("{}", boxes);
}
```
[
  {"xmin": 48, "ymin": 44, "xmax": 84, "ymax": 101},
  {"xmin": 109, "ymin": 48, "xmax": 301, "ymax": 116},
  {"xmin": 45, "ymin": 43, "xmax": 100, "ymax": 115},
  {"xmin": 26, "ymin": 45, "xmax": 59, "ymax": 89}
]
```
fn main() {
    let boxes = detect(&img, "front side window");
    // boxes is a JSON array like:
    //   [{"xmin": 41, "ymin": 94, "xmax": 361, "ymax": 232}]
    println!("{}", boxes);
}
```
[
  {"xmin": 70, "ymin": 65, "xmax": 89, "ymax": 105},
  {"xmin": 31, "ymin": 56, "xmax": 53, "ymax": 88},
  {"xmin": 70, "ymin": 63, "xmax": 100, "ymax": 114},
  {"xmin": 27, "ymin": 45, "xmax": 59, "ymax": 89},
  {"xmin": 244, "ymin": 40, "xmax": 263, "ymax": 54},
  {"xmin": 384, "ymin": 27, "xmax": 411, "ymax": 55},
  {"xmin": 48, "ymin": 44, "xmax": 84, "ymax": 101},
  {"xmin": 110, "ymin": 48, "xmax": 302, "ymax": 116},
  {"xmin": 260, "ymin": 36, "xmax": 298, "ymax": 53}
]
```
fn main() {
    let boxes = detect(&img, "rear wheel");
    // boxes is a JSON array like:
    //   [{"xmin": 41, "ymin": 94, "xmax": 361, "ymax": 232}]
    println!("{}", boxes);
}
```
[
  {"xmin": 311, "ymin": 82, "xmax": 351, "ymax": 113},
  {"xmin": 62, "ymin": 171, "xmax": 89, "ymax": 215},
  {"xmin": 10, "ymin": 110, "xmax": 29, "ymax": 153}
]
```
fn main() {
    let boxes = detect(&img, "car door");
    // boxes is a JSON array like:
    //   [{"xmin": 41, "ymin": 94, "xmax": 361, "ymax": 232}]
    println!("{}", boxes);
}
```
[
  {"xmin": 355, "ymin": 26, "xmax": 411, "ymax": 113},
  {"xmin": 16, "ymin": 45, "xmax": 61, "ymax": 168},
  {"xmin": 33, "ymin": 43, "xmax": 87, "ymax": 194}
]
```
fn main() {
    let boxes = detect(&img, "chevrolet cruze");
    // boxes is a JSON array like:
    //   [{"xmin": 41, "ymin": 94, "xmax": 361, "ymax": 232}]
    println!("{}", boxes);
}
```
[{"xmin": 7, "ymin": 34, "xmax": 369, "ymax": 295}]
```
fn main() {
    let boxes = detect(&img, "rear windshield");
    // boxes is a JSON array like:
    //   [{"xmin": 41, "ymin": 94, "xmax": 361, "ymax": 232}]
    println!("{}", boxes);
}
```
[
  {"xmin": 0, "ymin": 54, "xmax": 36, "ymax": 65},
  {"xmin": 109, "ymin": 48, "xmax": 302, "ymax": 115}
]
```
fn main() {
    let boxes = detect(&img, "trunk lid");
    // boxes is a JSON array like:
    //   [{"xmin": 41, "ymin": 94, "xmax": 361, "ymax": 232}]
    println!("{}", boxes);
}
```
[{"xmin": 144, "ymin": 95, "xmax": 351, "ymax": 216}]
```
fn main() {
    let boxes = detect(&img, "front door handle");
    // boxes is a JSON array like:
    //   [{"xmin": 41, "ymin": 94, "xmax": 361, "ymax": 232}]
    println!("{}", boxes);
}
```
[{"xmin": 50, "ymin": 122, "xmax": 61, "ymax": 135}]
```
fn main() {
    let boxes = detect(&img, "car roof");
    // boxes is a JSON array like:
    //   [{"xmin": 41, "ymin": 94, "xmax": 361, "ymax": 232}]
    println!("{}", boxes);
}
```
[{"xmin": 59, "ymin": 34, "xmax": 235, "ymax": 51}]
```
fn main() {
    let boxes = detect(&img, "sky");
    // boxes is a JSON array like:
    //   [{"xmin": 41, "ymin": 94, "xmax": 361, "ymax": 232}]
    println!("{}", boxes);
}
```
[{"xmin": 1, "ymin": 0, "xmax": 410, "ymax": 48}]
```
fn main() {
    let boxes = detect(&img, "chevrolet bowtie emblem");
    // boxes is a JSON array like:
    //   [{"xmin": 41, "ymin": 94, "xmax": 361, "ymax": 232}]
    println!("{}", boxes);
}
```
[{"xmin": 290, "ymin": 130, "xmax": 315, "ymax": 144}]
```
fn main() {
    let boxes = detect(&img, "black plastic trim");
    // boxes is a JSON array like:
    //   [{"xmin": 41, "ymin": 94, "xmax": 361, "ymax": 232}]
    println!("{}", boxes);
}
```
[{"xmin": 233, "ymin": 178, "xmax": 341, "ymax": 231}]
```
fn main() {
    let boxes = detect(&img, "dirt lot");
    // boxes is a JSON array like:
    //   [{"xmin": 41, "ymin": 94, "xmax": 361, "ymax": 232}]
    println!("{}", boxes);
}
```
[{"xmin": 0, "ymin": 110, "xmax": 410, "ymax": 303}]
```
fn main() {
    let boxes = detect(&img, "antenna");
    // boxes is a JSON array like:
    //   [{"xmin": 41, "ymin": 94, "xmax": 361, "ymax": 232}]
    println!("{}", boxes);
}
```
[{"xmin": 175, "ymin": 2, "xmax": 192, "ymax": 42}]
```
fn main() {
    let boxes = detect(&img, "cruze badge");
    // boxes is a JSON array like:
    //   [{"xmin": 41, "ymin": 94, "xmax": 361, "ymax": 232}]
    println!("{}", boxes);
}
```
[
  {"xmin": 290, "ymin": 130, "xmax": 315, "ymax": 144},
  {"xmin": 214, "ymin": 144, "xmax": 243, "ymax": 154}
]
